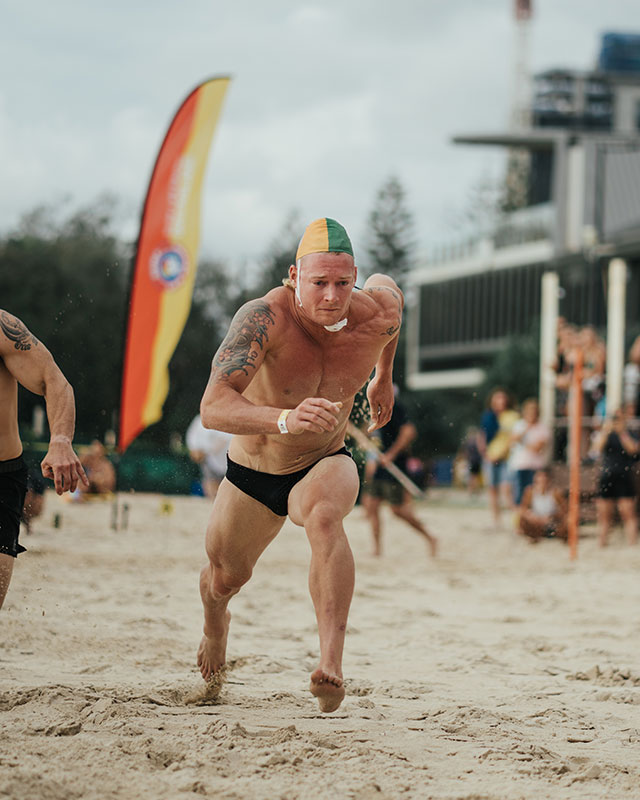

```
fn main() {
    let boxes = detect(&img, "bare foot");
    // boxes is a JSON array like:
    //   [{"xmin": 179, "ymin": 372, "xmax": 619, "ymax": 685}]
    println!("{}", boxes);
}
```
[
  {"xmin": 427, "ymin": 535, "xmax": 438, "ymax": 558},
  {"xmin": 310, "ymin": 667, "xmax": 345, "ymax": 713},
  {"xmin": 197, "ymin": 609, "xmax": 231, "ymax": 681}
]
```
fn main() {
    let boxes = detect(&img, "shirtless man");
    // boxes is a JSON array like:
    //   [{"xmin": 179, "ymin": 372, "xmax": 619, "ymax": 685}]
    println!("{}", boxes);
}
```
[
  {"xmin": 0, "ymin": 310, "xmax": 88, "ymax": 608},
  {"xmin": 197, "ymin": 218, "xmax": 402, "ymax": 713}
]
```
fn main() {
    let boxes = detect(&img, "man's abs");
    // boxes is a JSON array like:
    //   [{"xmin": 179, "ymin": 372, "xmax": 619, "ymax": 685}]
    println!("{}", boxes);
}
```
[{"xmin": 229, "ymin": 423, "xmax": 350, "ymax": 474}]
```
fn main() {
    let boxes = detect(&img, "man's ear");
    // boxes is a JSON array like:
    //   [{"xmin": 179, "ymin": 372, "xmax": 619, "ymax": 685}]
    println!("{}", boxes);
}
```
[
  {"xmin": 353, "ymin": 265, "xmax": 358, "ymax": 285},
  {"xmin": 288, "ymin": 263, "xmax": 298, "ymax": 285}
]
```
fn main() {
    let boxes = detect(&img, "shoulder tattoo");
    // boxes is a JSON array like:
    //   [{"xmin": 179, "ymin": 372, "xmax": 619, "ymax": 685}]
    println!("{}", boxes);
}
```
[
  {"xmin": 0, "ymin": 312, "xmax": 39, "ymax": 351},
  {"xmin": 213, "ymin": 301, "xmax": 276, "ymax": 378},
  {"xmin": 365, "ymin": 286, "xmax": 403, "ymax": 337}
]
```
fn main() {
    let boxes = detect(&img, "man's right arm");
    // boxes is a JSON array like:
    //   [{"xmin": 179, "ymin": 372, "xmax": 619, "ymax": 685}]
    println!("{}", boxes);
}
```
[
  {"xmin": 0, "ymin": 310, "xmax": 87, "ymax": 494},
  {"xmin": 200, "ymin": 298, "xmax": 341, "ymax": 436},
  {"xmin": 379, "ymin": 422, "xmax": 416, "ymax": 467}
]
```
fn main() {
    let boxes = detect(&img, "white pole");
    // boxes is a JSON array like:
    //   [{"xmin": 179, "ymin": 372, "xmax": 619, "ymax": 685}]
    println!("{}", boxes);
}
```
[
  {"xmin": 539, "ymin": 271, "xmax": 559, "ymax": 427},
  {"xmin": 606, "ymin": 258, "xmax": 627, "ymax": 415}
]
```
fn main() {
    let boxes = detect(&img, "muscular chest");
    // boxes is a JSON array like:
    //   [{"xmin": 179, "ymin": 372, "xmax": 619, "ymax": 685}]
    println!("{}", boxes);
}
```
[{"xmin": 257, "ymin": 328, "xmax": 383, "ymax": 404}]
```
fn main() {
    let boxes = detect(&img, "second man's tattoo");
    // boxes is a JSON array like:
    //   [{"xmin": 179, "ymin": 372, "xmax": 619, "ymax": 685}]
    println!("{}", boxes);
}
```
[{"xmin": 0, "ymin": 312, "xmax": 39, "ymax": 351}]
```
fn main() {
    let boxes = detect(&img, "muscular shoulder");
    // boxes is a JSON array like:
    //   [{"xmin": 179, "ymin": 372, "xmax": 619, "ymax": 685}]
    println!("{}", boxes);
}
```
[
  {"xmin": 228, "ymin": 288, "xmax": 291, "ymax": 337},
  {"xmin": 358, "ymin": 274, "xmax": 403, "ymax": 336},
  {"xmin": 0, "ymin": 309, "xmax": 40, "ymax": 355}
]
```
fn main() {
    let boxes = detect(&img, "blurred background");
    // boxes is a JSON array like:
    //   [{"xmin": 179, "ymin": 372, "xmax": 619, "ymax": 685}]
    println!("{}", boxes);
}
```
[{"xmin": 3, "ymin": 0, "xmax": 640, "ymax": 493}]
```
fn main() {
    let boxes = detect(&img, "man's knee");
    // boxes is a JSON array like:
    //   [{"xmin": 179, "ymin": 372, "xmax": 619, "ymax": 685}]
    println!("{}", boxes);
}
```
[
  {"xmin": 201, "ymin": 562, "xmax": 251, "ymax": 600},
  {"xmin": 390, "ymin": 503, "xmax": 411, "ymax": 520},
  {"xmin": 306, "ymin": 499, "xmax": 347, "ymax": 532}
]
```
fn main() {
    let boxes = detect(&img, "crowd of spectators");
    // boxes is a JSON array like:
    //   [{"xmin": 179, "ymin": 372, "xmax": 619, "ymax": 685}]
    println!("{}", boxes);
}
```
[{"xmin": 453, "ymin": 319, "xmax": 640, "ymax": 546}]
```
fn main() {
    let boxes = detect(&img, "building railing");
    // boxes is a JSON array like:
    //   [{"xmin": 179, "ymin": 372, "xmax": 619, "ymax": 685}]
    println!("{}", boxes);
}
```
[{"xmin": 423, "ymin": 202, "xmax": 555, "ymax": 267}]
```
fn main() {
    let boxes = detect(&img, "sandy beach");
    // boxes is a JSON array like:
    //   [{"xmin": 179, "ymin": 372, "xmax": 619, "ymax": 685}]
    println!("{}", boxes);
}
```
[{"xmin": 2, "ymin": 488, "xmax": 640, "ymax": 799}]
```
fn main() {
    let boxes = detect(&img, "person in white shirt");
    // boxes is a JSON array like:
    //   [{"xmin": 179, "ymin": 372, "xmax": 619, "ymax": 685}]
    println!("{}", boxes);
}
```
[
  {"xmin": 509, "ymin": 398, "xmax": 551, "ymax": 507},
  {"xmin": 518, "ymin": 468, "xmax": 567, "ymax": 543},
  {"xmin": 186, "ymin": 414, "xmax": 233, "ymax": 499}
]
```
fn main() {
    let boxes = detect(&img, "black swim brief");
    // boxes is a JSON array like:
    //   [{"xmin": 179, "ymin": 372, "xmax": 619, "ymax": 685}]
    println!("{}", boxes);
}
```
[
  {"xmin": 0, "ymin": 455, "xmax": 28, "ymax": 558},
  {"xmin": 225, "ymin": 447, "xmax": 352, "ymax": 517}
]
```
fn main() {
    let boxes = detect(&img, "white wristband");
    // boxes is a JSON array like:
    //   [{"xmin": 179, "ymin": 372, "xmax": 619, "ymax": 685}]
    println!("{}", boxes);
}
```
[{"xmin": 277, "ymin": 409, "xmax": 291, "ymax": 434}]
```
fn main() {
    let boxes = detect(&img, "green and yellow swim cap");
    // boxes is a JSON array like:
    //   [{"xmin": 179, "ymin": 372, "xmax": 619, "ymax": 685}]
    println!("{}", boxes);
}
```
[{"xmin": 296, "ymin": 218, "xmax": 354, "ymax": 261}]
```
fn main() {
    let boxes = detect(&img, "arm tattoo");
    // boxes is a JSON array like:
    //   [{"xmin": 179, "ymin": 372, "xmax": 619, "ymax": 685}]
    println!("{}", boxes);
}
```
[
  {"xmin": 0, "ymin": 312, "xmax": 39, "ymax": 351},
  {"xmin": 367, "ymin": 285, "xmax": 403, "ymax": 313},
  {"xmin": 365, "ymin": 286, "xmax": 403, "ymax": 337},
  {"xmin": 213, "ymin": 301, "xmax": 275, "ymax": 378}
]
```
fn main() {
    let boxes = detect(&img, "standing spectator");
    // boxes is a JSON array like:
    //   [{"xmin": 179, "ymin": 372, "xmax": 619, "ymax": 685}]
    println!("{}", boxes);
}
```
[
  {"xmin": 518, "ymin": 468, "xmax": 567, "ymax": 543},
  {"xmin": 480, "ymin": 388, "xmax": 519, "ymax": 528},
  {"xmin": 580, "ymin": 325, "xmax": 606, "ymax": 417},
  {"xmin": 623, "ymin": 334, "xmax": 640, "ymax": 418},
  {"xmin": 593, "ymin": 408, "xmax": 639, "ymax": 547},
  {"xmin": 461, "ymin": 426, "xmax": 483, "ymax": 496},
  {"xmin": 552, "ymin": 323, "xmax": 579, "ymax": 460},
  {"xmin": 509, "ymin": 398, "xmax": 551, "ymax": 506},
  {"xmin": 186, "ymin": 414, "xmax": 233, "ymax": 499}
]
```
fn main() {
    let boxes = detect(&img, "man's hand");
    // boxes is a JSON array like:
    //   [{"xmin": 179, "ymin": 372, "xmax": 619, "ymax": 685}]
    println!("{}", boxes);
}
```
[
  {"xmin": 286, "ymin": 398, "xmax": 343, "ymax": 435},
  {"xmin": 366, "ymin": 376, "xmax": 394, "ymax": 432},
  {"xmin": 41, "ymin": 437, "xmax": 89, "ymax": 495}
]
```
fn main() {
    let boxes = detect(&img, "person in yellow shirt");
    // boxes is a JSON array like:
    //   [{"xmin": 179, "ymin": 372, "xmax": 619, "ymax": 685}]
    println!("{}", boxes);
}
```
[{"xmin": 481, "ymin": 388, "xmax": 519, "ymax": 528}]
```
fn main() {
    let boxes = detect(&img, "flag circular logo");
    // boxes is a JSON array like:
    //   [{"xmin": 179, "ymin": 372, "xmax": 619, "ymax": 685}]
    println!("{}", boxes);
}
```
[{"xmin": 150, "ymin": 245, "xmax": 189, "ymax": 289}]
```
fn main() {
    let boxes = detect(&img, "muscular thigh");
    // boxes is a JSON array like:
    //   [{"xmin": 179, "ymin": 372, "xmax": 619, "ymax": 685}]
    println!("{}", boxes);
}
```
[
  {"xmin": 204, "ymin": 478, "xmax": 285, "ymax": 572},
  {"xmin": 288, "ymin": 453, "xmax": 359, "ymax": 527}
]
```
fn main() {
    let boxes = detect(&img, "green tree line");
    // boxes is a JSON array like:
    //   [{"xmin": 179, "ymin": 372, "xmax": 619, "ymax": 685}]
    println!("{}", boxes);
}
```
[{"xmin": 2, "ymin": 179, "xmax": 538, "ymax": 460}]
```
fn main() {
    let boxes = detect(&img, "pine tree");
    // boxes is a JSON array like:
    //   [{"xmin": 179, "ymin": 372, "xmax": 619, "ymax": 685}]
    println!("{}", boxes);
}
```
[{"xmin": 363, "ymin": 176, "xmax": 416, "ymax": 286}]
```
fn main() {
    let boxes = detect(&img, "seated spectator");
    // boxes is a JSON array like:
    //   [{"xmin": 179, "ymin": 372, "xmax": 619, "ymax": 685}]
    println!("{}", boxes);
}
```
[
  {"xmin": 77, "ymin": 440, "xmax": 116, "ymax": 498},
  {"xmin": 518, "ymin": 468, "xmax": 567, "ymax": 543},
  {"xmin": 593, "ymin": 408, "xmax": 639, "ymax": 547},
  {"xmin": 509, "ymin": 398, "xmax": 551, "ymax": 506},
  {"xmin": 21, "ymin": 473, "xmax": 46, "ymax": 534}
]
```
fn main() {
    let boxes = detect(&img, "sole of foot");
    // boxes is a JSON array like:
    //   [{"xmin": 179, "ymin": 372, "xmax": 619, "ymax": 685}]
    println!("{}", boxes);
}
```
[{"xmin": 310, "ymin": 668, "xmax": 345, "ymax": 713}]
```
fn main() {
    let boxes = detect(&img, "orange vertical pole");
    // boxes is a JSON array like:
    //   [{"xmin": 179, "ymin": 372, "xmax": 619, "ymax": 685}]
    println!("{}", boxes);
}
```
[{"xmin": 568, "ymin": 348, "xmax": 583, "ymax": 560}]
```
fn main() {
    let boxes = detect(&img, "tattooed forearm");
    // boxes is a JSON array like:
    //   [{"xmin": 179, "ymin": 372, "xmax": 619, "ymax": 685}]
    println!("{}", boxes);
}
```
[
  {"xmin": 213, "ymin": 301, "xmax": 276, "ymax": 378},
  {"xmin": 0, "ymin": 312, "xmax": 39, "ymax": 351}
]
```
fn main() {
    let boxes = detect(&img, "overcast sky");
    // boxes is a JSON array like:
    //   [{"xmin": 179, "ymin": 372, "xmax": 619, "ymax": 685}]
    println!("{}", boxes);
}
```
[{"xmin": 2, "ymin": 0, "xmax": 638, "ymax": 271}]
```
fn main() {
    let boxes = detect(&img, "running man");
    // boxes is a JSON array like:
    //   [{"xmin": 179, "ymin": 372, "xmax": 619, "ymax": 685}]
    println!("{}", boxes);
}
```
[
  {"xmin": 360, "ymin": 395, "xmax": 437, "ymax": 558},
  {"xmin": 197, "ymin": 218, "xmax": 403, "ymax": 712},
  {"xmin": 0, "ymin": 310, "xmax": 88, "ymax": 608}
]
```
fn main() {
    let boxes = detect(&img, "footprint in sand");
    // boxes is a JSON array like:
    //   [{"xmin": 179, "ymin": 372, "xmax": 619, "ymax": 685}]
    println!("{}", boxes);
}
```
[{"xmin": 184, "ymin": 666, "xmax": 228, "ymax": 706}]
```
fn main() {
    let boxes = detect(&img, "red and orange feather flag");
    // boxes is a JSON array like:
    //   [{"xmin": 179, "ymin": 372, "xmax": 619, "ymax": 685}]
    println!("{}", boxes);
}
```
[{"xmin": 119, "ymin": 76, "xmax": 230, "ymax": 452}]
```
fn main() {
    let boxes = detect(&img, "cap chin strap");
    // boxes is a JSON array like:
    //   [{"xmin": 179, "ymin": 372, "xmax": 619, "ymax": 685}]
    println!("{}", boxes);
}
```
[
  {"xmin": 295, "ymin": 260, "xmax": 348, "ymax": 333},
  {"xmin": 324, "ymin": 318, "xmax": 348, "ymax": 332},
  {"xmin": 295, "ymin": 261, "xmax": 303, "ymax": 307}
]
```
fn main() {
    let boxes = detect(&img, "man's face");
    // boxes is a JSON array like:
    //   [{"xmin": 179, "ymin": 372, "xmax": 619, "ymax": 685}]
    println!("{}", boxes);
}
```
[{"xmin": 290, "ymin": 252, "xmax": 357, "ymax": 326}]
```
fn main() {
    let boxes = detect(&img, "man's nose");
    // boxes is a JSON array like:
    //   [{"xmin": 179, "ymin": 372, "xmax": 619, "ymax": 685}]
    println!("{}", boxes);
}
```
[{"xmin": 324, "ymin": 285, "xmax": 338, "ymax": 302}]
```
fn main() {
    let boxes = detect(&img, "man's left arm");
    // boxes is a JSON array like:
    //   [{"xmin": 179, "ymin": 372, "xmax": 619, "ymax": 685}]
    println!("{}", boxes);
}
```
[{"xmin": 362, "ymin": 274, "xmax": 403, "ymax": 432}]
